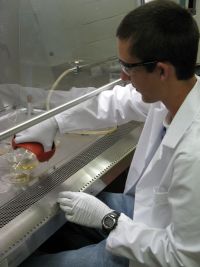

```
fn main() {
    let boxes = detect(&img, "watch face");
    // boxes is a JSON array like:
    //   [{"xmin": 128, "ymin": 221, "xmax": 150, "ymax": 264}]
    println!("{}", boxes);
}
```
[
  {"xmin": 102, "ymin": 211, "xmax": 120, "ymax": 233},
  {"xmin": 104, "ymin": 216, "xmax": 115, "ymax": 228}
]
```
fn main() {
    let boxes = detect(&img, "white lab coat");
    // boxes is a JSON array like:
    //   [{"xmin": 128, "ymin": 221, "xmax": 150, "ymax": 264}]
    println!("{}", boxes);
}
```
[{"xmin": 55, "ymin": 76, "xmax": 200, "ymax": 267}]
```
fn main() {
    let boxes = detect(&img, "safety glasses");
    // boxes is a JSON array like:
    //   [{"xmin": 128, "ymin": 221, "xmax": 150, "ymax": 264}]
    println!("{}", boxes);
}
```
[{"xmin": 119, "ymin": 59, "xmax": 158, "ymax": 76}]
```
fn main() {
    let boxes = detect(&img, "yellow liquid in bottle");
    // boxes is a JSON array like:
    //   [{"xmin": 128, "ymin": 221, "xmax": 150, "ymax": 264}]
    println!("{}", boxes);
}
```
[
  {"xmin": 15, "ymin": 159, "xmax": 38, "ymax": 171},
  {"xmin": 11, "ymin": 173, "xmax": 30, "ymax": 184}
]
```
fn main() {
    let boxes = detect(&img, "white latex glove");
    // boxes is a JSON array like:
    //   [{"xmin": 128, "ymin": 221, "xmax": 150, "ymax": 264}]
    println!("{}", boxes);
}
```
[
  {"xmin": 57, "ymin": 191, "xmax": 113, "ymax": 228},
  {"xmin": 14, "ymin": 117, "xmax": 58, "ymax": 152}
]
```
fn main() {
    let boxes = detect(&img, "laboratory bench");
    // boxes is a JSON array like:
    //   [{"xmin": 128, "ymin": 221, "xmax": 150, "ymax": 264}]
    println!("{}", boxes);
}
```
[{"xmin": 0, "ymin": 119, "xmax": 143, "ymax": 267}]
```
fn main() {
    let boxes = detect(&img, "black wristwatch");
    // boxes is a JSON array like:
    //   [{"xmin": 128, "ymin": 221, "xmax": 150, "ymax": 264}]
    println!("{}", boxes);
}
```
[{"xmin": 102, "ymin": 211, "xmax": 120, "ymax": 234}]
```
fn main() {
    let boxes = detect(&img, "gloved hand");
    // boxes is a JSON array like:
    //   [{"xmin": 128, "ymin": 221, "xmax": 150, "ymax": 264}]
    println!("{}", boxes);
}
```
[
  {"xmin": 57, "ymin": 191, "xmax": 112, "ymax": 228},
  {"xmin": 14, "ymin": 117, "xmax": 58, "ymax": 152}
]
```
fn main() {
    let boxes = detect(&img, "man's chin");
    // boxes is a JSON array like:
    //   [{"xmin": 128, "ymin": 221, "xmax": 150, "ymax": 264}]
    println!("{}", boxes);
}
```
[{"xmin": 141, "ymin": 95, "xmax": 156, "ymax": 103}]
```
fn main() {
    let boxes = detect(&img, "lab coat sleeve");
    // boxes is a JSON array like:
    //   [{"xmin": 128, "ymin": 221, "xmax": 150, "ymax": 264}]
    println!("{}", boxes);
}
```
[
  {"xmin": 106, "ymin": 153, "xmax": 200, "ymax": 267},
  {"xmin": 55, "ymin": 83, "xmax": 150, "ymax": 134}
]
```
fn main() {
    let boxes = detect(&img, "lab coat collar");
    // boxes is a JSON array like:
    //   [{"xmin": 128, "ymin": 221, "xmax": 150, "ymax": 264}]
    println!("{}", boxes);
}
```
[{"xmin": 162, "ymin": 76, "xmax": 200, "ymax": 148}]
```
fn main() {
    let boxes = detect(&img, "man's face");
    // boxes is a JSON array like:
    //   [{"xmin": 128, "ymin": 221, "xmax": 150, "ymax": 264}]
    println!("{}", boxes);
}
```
[{"xmin": 117, "ymin": 38, "xmax": 164, "ymax": 103}]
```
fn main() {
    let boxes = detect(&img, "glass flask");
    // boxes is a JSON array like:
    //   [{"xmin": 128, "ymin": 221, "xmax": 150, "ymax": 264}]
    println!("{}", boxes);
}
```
[{"xmin": 2, "ymin": 148, "xmax": 38, "ymax": 184}]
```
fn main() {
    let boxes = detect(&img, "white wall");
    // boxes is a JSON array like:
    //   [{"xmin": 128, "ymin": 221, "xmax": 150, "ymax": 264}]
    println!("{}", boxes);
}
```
[
  {"xmin": 0, "ymin": 0, "xmax": 20, "ymax": 83},
  {"xmin": 29, "ymin": 0, "xmax": 138, "ymax": 66},
  {"xmin": 19, "ymin": 0, "xmax": 54, "ymax": 87},
  {"xmin": 174, "ymin": 0, "xmax": 200, "ymax": 63},
  {"xmin": 194, "ymin": 1, "xmax": 200, "ymax": 63},
  {"xmin": 1, "ymin": 0, "xmax": 199, "ymax": 88},
  {"xmin": 22, "ymin": 0, "xmax": 200, "ymax": 70}
]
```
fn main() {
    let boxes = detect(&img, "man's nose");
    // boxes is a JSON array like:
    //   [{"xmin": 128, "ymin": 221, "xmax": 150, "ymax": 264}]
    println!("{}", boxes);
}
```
[{"xmin": 120, "ymin": 71, "xmax": 130, "ymax": 81}]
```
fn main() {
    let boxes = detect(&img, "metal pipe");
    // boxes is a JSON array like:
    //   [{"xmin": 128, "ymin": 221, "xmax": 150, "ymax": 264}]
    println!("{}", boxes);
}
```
[
  {"xmin": 58, "ymin": 56, "xmax": 117, "ymax": 76},
  {"xmin": 71, "ymin": 56, "xmax": 117, "ymax": 71},
  {"xmin": 0, "ymin": 79, "xmax": 122, "ymax": 141}
]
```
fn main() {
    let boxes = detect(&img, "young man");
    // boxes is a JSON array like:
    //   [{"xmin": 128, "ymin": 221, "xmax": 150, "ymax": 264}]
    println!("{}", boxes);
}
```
[{"xmin": 19, "ymin": 1, "xmax": 200, "ymax": 266}]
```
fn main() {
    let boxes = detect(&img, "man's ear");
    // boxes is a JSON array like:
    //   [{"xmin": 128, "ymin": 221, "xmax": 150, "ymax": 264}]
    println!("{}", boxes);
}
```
[{"xmin": 156, "ymin": 62, "xmax": 170, "ymax": 80}]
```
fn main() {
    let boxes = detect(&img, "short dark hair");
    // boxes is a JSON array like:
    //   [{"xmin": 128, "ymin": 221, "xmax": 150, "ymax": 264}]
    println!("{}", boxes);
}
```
[{"xmin": 116, "ymin": 0, "xmax": 199, "ymax": 79}]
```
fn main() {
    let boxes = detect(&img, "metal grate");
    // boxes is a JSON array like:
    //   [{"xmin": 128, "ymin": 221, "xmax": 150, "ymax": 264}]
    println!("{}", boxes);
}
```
[{"xmin": 0, "ymin": 122, "xmax": 139, "ymax": 228}]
